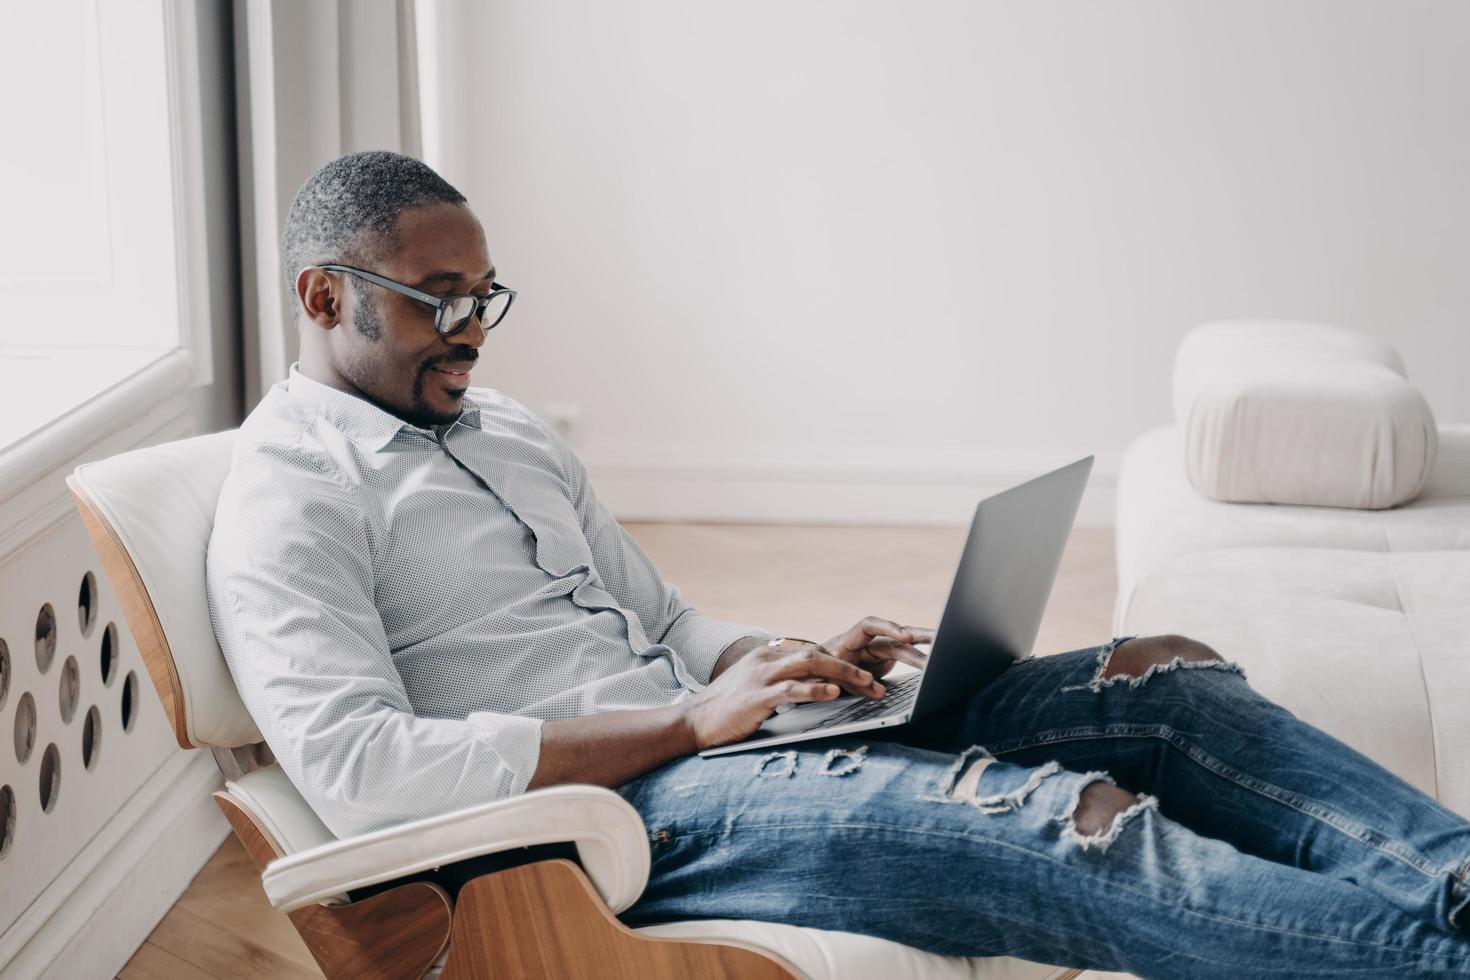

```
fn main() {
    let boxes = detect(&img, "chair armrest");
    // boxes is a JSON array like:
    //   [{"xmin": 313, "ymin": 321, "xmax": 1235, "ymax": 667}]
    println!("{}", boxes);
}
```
[{"xmin": 260, "ymin": 784, "xmax": 649, "ymax": 915}]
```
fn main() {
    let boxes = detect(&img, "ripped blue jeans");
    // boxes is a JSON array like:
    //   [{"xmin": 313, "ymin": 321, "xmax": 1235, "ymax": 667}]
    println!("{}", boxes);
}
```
[{"xmin": 614, "ymin": 638, "xmax": 1470, "ymax": 977}]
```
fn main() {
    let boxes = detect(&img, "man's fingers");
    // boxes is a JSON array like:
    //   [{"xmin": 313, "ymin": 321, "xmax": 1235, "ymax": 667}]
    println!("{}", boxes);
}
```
[
  {"xmin": 772, "ymin": 680, "xmax": 841, "ymax": 706},
  {"xmin": 774, "ymin": 647, "xmax": 884, "ymax": 698},
  {"xmin": 904, "ymin": 626, "xmax": 937, "ymax": 645},
  {"xmin": 826, "ymin": 617, "xmax": 887, "ymax": 652},
  {"xmin": 865, "ymin": 638, "xmax": 929, "ymax": 669},
  {"xmin": 827, "ymin": 617, "xmax": 932, "ymax": 655}
]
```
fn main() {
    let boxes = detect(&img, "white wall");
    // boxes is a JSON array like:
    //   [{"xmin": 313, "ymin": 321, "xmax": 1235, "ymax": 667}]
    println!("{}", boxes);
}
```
[{"xmin": 430, "ymin": 0, "xmax": 1470, "ymax": 526}]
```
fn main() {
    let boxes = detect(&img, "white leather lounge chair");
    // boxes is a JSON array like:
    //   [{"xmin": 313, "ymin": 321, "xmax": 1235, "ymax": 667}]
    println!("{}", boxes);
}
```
[{"xmin": 67, "ymin": 429, "xmax": 1082, "ymax": 980}]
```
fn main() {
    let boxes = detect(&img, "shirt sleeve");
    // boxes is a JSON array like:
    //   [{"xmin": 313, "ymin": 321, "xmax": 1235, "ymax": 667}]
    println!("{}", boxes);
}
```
[
  {"xmin": 205, "ymin": 442, "xmax": 545, "ymax": 839},
  {"xmin": 520, "ymin": 411, "xmax": 777, "ymax": 686}
]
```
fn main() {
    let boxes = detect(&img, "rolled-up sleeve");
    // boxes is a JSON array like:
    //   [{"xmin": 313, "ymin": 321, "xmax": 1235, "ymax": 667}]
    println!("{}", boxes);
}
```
[
  {"xmin": 526, "ymin": 414, "xmax": 775, "ymax": 686},
  {"xmin": 206, "ymin": 443, "xmax": 544, "ymax": 839}
]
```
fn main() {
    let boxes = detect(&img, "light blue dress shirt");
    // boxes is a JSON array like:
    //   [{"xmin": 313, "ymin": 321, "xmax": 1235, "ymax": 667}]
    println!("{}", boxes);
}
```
[{"xmin": 206, "ymin": 363, "xmax": 773, "ymax": 838}]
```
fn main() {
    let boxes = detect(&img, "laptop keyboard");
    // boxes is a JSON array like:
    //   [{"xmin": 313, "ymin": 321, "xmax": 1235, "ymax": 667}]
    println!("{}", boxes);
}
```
[{"xmin": 807, "ymin": 672, "xmax": 922, "ymax": 731}]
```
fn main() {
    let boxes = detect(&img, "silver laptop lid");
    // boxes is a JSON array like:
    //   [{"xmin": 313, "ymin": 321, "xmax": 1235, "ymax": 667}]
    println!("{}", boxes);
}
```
[{"xmin": 909, "ymin": 456, "xmax": 1093, "ymax": 720}]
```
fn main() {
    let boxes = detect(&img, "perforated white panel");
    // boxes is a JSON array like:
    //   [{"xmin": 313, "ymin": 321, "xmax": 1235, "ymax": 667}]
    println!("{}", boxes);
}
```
[{"xmin": 0, "ymin": 503, "xmax": 176, "ymax": 937}]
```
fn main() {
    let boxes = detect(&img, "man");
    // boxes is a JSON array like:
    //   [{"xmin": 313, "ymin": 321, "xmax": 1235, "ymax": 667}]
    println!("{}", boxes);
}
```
[{"xmin": 206, "ymin": 151, "xmax": 1470, "ymax": 977}]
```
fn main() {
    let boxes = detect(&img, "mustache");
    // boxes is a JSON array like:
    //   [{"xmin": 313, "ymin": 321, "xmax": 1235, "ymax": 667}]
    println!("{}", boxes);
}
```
[{"xmin": 425, "ymin": 351, "xmax": 479, "ymax": 370}]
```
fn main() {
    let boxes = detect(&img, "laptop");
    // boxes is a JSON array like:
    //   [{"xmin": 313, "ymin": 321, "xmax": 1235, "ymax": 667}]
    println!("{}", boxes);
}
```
[{"xmin": 699, "ymin": 456, "xmax": 1093, "ymax": 757}]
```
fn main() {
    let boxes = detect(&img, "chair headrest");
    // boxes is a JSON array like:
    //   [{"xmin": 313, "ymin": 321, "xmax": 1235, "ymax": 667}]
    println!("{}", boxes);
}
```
[{"xmin": 69, "ymin": 429, "xmax": 262, "ymax": 748}]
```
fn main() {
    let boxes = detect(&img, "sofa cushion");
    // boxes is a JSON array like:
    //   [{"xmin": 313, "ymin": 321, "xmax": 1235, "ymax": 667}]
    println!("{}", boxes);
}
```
[
  {"xmin": 1115, "ymin": 424, "xmax": 1470, "ymax": 629},
  {"xmin": 1173, "ymin": 320, "xmax": 1437, "ymax": 509}
]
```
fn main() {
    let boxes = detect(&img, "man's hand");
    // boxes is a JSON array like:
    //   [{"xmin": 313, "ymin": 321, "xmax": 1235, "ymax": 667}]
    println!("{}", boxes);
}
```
[
  {"xmin": 681, "ymin": 639, "xmax": 885, "ymax": 749},
  {"xmin": 680, "ymin": 617, "xmax": 934, "ymax": 751},
  {"xmin": 820, "ymin": 616, "xmax": 934, "ymax": 679}
]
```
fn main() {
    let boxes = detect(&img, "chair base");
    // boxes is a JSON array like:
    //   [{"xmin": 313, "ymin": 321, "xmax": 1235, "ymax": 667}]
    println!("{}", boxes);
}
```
[
  {"xmin": 441, "ymin": 858, "xmax": 796, "ymax": 979},
  {"xmin": 215, "ymin": 791, "xmax": 453, "ymax": 979},
  {"xmin": 213, "ymin": 791, "xmax": 798, "ymax": 979}
]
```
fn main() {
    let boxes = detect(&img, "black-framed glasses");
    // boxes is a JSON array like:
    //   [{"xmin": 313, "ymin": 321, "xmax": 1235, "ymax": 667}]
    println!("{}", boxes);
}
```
[{"xmin": 318, "ymin": 264, "xmax": 517, "ymax": 337}]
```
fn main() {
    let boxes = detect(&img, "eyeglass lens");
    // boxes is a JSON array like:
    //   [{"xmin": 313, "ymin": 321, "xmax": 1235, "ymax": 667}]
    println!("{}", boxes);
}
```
[{"xmin": 441, "ymin": 291, "xmax": 512, "ymax": 334}]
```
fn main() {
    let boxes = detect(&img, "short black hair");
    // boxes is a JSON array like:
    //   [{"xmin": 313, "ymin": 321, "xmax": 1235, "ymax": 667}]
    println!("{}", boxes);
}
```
[{"xmin": 281, "ymin": 150, "xmax": 467, "ymax": 294}]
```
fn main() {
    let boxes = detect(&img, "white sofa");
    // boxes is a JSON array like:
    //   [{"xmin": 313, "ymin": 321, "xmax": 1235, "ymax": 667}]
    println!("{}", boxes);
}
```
[{"xmin": 1115, "ymin": 322, "xmax": 1470, "ymax": 819}]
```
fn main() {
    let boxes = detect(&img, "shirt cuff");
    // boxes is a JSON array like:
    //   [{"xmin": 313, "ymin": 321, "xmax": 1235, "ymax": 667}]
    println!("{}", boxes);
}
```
[
  {"xmin": 465, "ymin": 710, "xmax": 546, "ymax": 797},
  {"xmin": 661, "ymin": 610, "xmax": 778, "ymax": 687}
]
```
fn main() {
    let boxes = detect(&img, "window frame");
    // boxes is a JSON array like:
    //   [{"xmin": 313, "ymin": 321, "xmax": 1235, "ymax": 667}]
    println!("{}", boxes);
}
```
[
  {"xmin": 0, "ymin": 0, "xmax": 218, "ymax": 493},
  {"xmin": 163, "ymin": 0, "xmax": 215, "ymax": 389}
]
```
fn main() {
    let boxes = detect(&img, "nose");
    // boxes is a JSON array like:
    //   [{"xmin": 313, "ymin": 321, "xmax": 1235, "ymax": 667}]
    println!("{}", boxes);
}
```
[{"xmin": 453, "ymin": 309, "xmax": 489, "ymax": 348}]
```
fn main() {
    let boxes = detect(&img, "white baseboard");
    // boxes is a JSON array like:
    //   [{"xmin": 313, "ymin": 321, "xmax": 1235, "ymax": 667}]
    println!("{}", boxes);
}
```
[
  {"xmin": 585, "ymin": 457, "xmax": 1118, "ymax": 528},
  {"xmin": 0, "ymin": 751, "xmax": 229, "ymax": 980}
]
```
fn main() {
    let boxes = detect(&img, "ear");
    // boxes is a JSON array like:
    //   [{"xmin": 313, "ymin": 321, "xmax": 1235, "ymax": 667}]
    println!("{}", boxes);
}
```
[{"xmin": 296, "ymin": 266, "xmax": 343, "ymax": 330}]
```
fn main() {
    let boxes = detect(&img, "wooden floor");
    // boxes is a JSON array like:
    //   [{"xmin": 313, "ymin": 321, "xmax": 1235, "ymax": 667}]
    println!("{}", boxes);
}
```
[{"xmin": 118, "ymin": 523, "xmax": 1124, "ymax": 979}]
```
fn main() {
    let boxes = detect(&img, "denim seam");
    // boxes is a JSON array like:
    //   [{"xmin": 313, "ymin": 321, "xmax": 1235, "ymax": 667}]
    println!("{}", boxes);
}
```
[
  {"xmin": 662, "ymin": 819, "xmax": 1470, "ymax": 962},
  {"xmin": 989, "ymin": 724, "xmax": 1445, "ymax": 882}
]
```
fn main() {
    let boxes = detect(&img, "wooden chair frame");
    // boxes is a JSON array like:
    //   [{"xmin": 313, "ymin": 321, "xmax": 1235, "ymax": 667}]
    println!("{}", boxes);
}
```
[{"xmin": 213, "ymin": 788, "xmax": 796, "ymax": 979}]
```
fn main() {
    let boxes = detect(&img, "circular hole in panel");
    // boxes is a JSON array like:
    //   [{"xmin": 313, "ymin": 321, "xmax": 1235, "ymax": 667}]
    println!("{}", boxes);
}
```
[
  {"xmin": 14, "ymin": 692, "xmax": 36, "ymax": 764},
  {"xmin": 39, "ymin": 743, "xmax": 60, "ymax": 813},
  {"xmin": 100, "ymin": 623, "xmax": 118, "ymax": 687},
  {"xmin": 35, "ymin": 603, "xmax": 57, "ymax": 674},
  {"xmin": 0, "ymin": 638, "xmax": 9, "ymax": 712},
  {"xmin": 82, "ymin": 706, "xmax": 101, "ymax": 770},
  {"xmin": 78, "ymin": 572, "xmax": 97, "ymax": 637},
  {"xmin": 58, "ymin": 656, "xmax": 80, "ymax": 724},
  {"xmin": 0, "ymin": 785, "xmax": 13, "ymax": 860},
  {"xmin": 121, "ymin": 671, "xmax": 138, "ymax": 733}
]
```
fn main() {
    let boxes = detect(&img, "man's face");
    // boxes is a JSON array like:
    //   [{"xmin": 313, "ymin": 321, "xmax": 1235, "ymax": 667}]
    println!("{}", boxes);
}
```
[{"xmin": 326, "ymin": 201, "xmax": 496, "ymax": 429}]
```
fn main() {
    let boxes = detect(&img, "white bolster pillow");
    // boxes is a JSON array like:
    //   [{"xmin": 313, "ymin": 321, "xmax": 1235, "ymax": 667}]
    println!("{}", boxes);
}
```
[{"xmin": 1173, "ymin": 320, "xmax": 1437, "ymax": 509}]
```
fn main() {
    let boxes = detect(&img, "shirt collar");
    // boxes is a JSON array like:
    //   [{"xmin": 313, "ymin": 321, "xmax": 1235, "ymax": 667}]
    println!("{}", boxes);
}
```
[{"xmin": 286, "ymin": 362, "xmax": 483, "ymax": 452}]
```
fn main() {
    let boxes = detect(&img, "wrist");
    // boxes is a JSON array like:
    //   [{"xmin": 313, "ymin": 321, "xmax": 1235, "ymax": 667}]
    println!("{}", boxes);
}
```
[
  {"xmin": 709, "ymin": 634, "xmax": 772, "ymax": 681},
  {"xmin": 766, "ymin": 636, "xmax": 817, "ymax": 650},
  {"xmin": 673, "ymin": 695, "xmax": 707, "ymax": 753}
]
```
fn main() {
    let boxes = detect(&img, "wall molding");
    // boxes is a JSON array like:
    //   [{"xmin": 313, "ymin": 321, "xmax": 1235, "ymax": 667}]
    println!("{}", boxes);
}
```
[
  {"xmin": 0, "ymin": 377, "xmax": 195, "ymax": 565},
  {"xmin": 0, "ymin": 750, "xmax": 228, "ymax": 978},
  {"xmin": 162, "ymin": 0, "xmax": 216, "ymax": 390},
  {"xmin": 0, "ymin": 351, "xmax": 193, "ymax": 506},
  {"xmin": 584, "ymin": 455, "xmax": 1118, "ymax": 527}
]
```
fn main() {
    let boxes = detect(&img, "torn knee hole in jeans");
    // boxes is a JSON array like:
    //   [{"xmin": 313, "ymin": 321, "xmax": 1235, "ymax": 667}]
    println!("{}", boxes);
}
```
[
  {"xmin": 1056, "ymin": 770, "xmax": 1159, "ymax": 853},
  {"xmin": 1060, "ymin": 635, "xmax": 1248, "ymax": 694},
  {"xmin": 924, "ymin": 746, "xmax": 1062, "ymax": 813}
]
